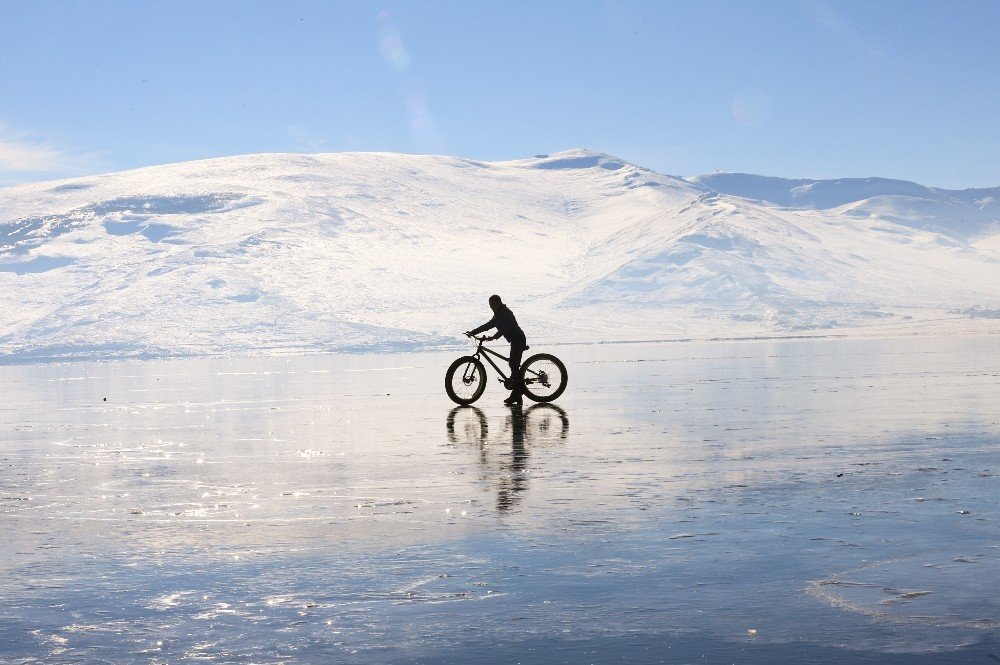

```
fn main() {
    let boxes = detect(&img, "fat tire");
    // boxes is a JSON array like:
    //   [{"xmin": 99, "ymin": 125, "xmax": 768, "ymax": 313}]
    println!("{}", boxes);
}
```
[
  {"xmin": 519, "ymin": 353, "xmax": 568, "ymax": 403},
  {"xmin": 445, "ymin": 356, "xmax": 487, "ymax": 405}
]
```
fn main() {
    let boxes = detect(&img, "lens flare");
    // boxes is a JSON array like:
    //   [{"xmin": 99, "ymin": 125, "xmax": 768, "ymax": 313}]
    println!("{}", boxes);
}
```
[
  {"xmin": 406, "ymin": 89, "xmax": 439, "ymax": 144},
  {"xmin": 376, "ymin": 12, "xmax": 410, "ymax": 71},
  {"xmin": 375, "ymin": 11, "xmax": 443, "ymax": 149}
]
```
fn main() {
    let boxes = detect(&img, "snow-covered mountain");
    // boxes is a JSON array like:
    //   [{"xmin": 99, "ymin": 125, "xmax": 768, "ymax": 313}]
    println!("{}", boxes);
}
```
[{"xmin": 1, "ymin": 149, "xmax": 998, "ymax": 361}]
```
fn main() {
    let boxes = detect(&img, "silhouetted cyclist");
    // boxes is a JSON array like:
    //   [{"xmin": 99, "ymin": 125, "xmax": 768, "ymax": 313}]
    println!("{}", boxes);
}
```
[{"xmin": 465, "ymin": 295, "xmax": 527, "ymax": 405}]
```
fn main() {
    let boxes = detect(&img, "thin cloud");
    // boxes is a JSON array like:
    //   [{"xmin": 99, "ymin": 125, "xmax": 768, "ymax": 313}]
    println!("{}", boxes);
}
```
[
  {"xmin": 0, "ymin": 121, "xmax": 101, "ymax": 185},
  {"xmin": 800, "ymin": 0, "xmax": 885, "ymax": 59},
  {"xmin": 0, "ymin": 138, "xmax": 66, "ymax": 172},
  {"xmin": 286, "ymin": 124, "xmax": 327, "ymax": 151}
]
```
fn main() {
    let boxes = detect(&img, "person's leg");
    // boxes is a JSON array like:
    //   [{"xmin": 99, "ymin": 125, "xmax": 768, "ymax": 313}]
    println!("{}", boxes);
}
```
[{"xmin": 505, "ymin": 342, "xmax": 526, "ymax": 403}]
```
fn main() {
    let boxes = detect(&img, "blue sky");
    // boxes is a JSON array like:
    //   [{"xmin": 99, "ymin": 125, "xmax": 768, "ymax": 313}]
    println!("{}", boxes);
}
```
[{"xmin": 1, "ymin": 0, "xmax": 998, "ymax": 188}]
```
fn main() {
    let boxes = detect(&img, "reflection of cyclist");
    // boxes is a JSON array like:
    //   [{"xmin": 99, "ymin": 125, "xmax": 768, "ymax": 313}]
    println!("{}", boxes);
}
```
[{"xmin": 465, "ymin": 295, "xmax": 527, "ymax": 405}]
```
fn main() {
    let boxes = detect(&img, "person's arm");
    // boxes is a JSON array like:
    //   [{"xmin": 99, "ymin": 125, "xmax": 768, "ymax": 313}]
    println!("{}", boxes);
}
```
[{"xmin": 465, "ymin": 317, "xmax": 497, "ymax": 337}]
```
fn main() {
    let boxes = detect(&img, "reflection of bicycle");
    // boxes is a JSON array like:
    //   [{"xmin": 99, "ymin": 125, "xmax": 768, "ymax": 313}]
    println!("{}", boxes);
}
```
[
  {"xmin": 515, "ymin": 403, "xmax": 569, "ymax": 443},
  {"xmin": 445, "ymin": 336, "xmax": 568, "ymax": 405},
  {"xmin": 446, "ymin": 404, "xmax": 569, "ymax": 513},
  {"xmin": 446, "ymin": 403, "xmax": 569, "ymax": 445},
  {"xmin": 446, "ymin": 405, "xmax": 489, "ymax": 444}
]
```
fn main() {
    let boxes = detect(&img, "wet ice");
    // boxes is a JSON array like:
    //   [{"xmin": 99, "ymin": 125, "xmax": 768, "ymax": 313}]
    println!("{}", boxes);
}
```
[{"xmin": 0, "ymin": 336, "xmax": 997, "ymax": 663}]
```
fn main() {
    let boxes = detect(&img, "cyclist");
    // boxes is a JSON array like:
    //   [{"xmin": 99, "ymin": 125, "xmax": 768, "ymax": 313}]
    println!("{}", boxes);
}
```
[{"xmin": 465, "ymin": 295, "xmax": 527, "ymax": 405}]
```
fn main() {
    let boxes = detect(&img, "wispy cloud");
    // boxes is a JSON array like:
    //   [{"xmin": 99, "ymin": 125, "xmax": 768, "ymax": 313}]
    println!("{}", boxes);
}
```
[
  {"xmin": 286, "ymin": 124, "xmax": 327, "ymax": 151},
  {"xmin": 800, "ymin": 0, "xmax": 885, "ymax": 59},
  {"xmin": 0, "ymin": 121, "xmax": 101, "ymax": 185}
]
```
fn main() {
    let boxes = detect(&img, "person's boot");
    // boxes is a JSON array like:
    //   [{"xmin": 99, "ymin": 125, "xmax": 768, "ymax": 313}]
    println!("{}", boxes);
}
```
[{"xmin": 503, "ymin": 390, "xmax": 522, "ymax": 405}]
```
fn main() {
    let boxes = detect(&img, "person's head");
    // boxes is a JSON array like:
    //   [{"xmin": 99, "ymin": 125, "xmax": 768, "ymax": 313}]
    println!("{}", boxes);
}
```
[{"xmin": 488, "ymin": 294, "xmax": 503, "ymax": 312}]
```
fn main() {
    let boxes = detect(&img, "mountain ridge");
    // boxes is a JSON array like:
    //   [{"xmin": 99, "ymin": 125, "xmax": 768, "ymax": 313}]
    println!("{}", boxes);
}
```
[{"xmin": 1, "ymin": 149, "xmax": 997, "ymax": 362}]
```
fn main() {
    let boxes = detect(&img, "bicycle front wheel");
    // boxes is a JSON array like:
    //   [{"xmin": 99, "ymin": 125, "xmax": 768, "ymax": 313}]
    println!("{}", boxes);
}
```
[
  {"xmin": 445, "ymin": 356, "xmax": 487, "ymax": 405},
  {"xmin": 519, "ymin": 353, "xmax": 568, "ymax": 403}
]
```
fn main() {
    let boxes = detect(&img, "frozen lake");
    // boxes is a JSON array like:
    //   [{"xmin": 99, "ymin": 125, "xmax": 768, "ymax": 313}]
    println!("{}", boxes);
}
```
[{"xmin": 1, "ymin": 336, "xmax": 998, "ymax": 663}]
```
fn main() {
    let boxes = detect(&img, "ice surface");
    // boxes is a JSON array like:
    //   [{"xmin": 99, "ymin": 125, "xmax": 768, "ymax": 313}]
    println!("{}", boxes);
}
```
[
  {"xmin": 0, "ymin": 336, "xmax": 997, "ymax": 662},
  {"xmin": 0, "ymin": 149, "xmax": 998, "ymax": 361}
]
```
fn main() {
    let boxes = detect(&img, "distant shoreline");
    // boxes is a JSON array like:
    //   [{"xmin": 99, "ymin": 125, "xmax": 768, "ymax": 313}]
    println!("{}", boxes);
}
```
[{"xmin": 2, "ymin": 321, "xmax": 997, "ymax": 367}]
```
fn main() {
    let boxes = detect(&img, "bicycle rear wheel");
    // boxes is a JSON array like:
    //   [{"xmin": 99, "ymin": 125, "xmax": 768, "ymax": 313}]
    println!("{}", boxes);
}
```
[
  {"xmin": 519, "ymin": 353, "xmax": 567, "ymax": 403},
  {"xmin": 445, "ymin": 356, "xmax": 487, "ymax": 405}
]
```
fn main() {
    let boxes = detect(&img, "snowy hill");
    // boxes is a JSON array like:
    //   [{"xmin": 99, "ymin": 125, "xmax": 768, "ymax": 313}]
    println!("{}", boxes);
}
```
[
  {"xmin": 686, "ymin": 172, "xmax": 1000, "ymax": 241},
  {"xmin": 1, "ymin": 149, "xmax": 998, "ymax": 361}
]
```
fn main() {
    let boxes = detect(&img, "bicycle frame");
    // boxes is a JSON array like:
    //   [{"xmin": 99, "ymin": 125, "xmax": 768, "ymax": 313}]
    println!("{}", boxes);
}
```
[
  {"xmin": 462, "ymin": 337, "xmax": 554, "ymax": 394},
  {"xmin": 470, "ymin": 339, "xmax": 512, "ymax": 384}
]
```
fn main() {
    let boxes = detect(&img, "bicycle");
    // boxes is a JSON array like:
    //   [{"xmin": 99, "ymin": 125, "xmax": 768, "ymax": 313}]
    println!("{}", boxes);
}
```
[{"xmin": 445, "ymin": 336, "xmax": 568, "ymax": 405}]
